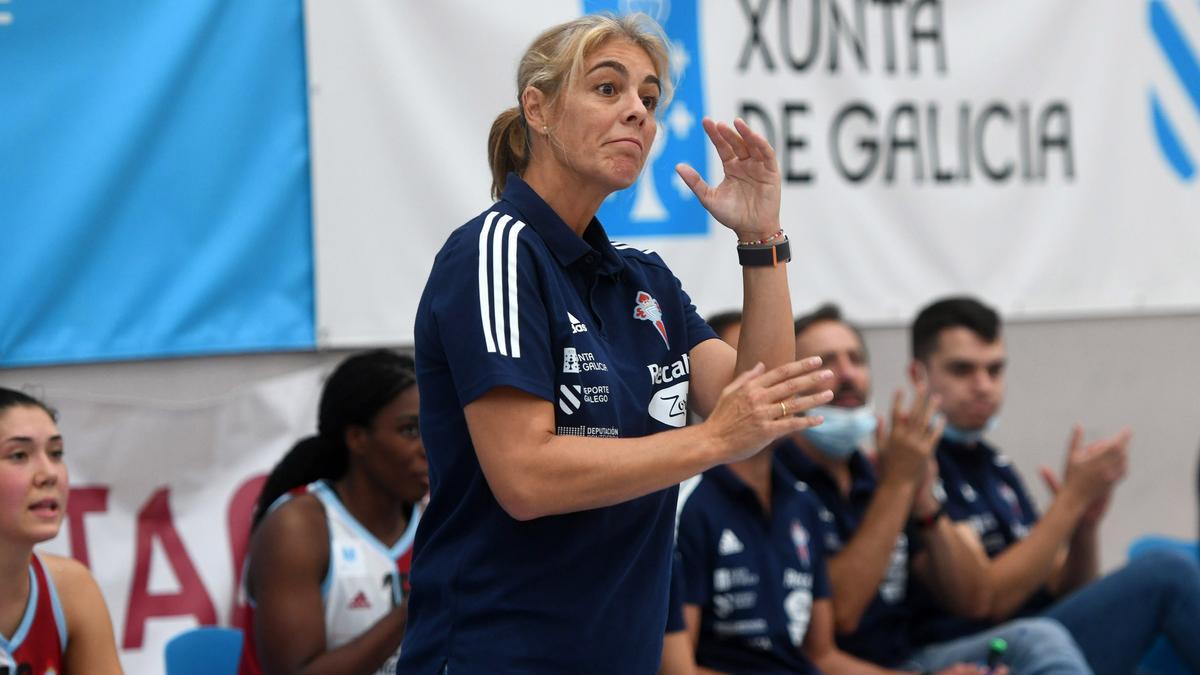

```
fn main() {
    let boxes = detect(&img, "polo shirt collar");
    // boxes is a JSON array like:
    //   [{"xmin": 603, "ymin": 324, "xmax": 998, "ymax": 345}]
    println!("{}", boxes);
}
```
[
  {"xmin": 707, "ymin": 455, "xmax": 800, "ymax": 516},
  {"xmin": 939, "ymin": 437, "xmax": 998, "ymax": 464},
  {"xmin": 777, "ymin": 438, "xmax": 877, "ymax": 499},
  {"xmin": 499, "ymin": 173, "xmax": 625, "ymax": 276}
]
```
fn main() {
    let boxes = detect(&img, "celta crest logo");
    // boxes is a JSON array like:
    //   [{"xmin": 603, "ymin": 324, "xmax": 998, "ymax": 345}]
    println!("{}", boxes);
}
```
[
  {"xmin": 790, "ymin": 520, "xmax": 810, "ymax": 566},
  {"xmin": 633, "ymin": 291, "xmax": 669, "ymax": 347},
  {"xmin": 1148, "ymin": 0, "xmax": 1200, "ymax": 181},
  {"xmin": 586, "ymin": 0, "xmax": 709, "ymax": 236}
]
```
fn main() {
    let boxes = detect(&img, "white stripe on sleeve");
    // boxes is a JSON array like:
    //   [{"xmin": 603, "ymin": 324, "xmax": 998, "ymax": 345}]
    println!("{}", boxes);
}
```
[
  {"xmin": 506, "ymin": 220, "xmax": 526, "ymax": 358},
  {"xmin": 491, "ymin": 214, "xmax": 513, "ymax": 356},
  {"xmin": 477, "ymin": 212, "xmax": 499, "ymax": 354}
]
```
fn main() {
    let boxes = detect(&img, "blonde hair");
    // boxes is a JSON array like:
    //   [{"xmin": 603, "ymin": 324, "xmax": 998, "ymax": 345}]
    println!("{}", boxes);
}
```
[{"xmin": 487, "ymin": 13, "xmax": 674, "ymax": 200}]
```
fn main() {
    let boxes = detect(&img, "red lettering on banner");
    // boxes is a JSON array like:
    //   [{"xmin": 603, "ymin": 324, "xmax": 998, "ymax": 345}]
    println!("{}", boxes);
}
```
[
  {"xmin": 123, "ymin": 487, "xmax": 217, "ymax": 649},
  {"xmin": 228, "ymin": 473, "xmax": 266, "ymax": 629},
  {"xmin": 65, "ymin": 486, "xmax": 109, "ymax": 569}
]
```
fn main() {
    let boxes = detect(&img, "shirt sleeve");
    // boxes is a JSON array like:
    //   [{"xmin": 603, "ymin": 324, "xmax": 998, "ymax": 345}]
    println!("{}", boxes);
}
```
[
  {"xmin": 675, "ymin": 501, "xmax": 712, "ymax": 607},
  {"xmin": 430, "ymin": 220, "xmax": 557, "ymax": 406},
  {"xmin": 665, "ymin": 553, "xmax": 687, "ymax": 633},
  {"xmin": 675, "ymin": 275, "xmax": 718, "ymax": 352}
]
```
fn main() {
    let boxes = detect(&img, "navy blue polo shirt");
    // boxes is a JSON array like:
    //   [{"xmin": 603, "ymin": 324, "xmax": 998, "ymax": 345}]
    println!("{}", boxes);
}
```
[
  {"xmin": 776, "ymin": 439, "xmax": 916, "ymax": 666},
  {"xmin": 909, "ymin": 438, "xmax": 1053, "ymax": 645},
  {"xmin": 676, "ymin": 457, "xmax": 830, "ymax": 675},
  {"xmin": 402, "ymin": 174, "xmax": 718, "ymax": 673},
  {"xmin": 667, "ymin": 553, "xmax": 687, "ymax": 633}
]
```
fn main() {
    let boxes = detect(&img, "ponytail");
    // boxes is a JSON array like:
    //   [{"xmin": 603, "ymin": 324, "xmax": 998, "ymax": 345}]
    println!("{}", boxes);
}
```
[
  {"xmin": 251, "ymin": 435, "xmax": 346, "ymax": 530},
  {"xmin": 488, "ymin": 107, "xmax": 530, "ymax": 200},
  {"xmin": 250, "ymin": 349, "xmax": 416, "ymax": 531}
]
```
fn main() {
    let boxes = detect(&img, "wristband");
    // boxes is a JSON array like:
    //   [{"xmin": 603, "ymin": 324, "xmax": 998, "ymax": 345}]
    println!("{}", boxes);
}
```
[
  {"xmin": 737, "ymin": 238, "xmax": 791, "ymax": 267},
  {"xmin": 736, "ymin": 228, "xmax": 785, "ymax": 246}
]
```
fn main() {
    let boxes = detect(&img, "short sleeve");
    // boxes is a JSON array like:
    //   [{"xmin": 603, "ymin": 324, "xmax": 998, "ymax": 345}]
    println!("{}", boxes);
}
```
[
  {"xmin": 665, "ymin": 553, "xmax": 687, "ymax": 633},
  {"xmin": 429, "ymin": 219, "xmax": 557, "ymax": 406},
  {"xmin": 675, "ymin": 275, "xmax": 718, "ymax": 352},
  {"xmin": 811, "ymin": 542, "xmax": 831, "ymax": 600},
  {"xmin": 675, "ymin": 500, "xmax": 712, "ymax": 607}
]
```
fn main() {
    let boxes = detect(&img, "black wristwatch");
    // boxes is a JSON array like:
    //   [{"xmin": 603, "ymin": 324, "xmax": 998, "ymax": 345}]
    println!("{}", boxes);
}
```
[{"xmin": 737, "ymin": 239, "xmax": 791, "ymax": 267}]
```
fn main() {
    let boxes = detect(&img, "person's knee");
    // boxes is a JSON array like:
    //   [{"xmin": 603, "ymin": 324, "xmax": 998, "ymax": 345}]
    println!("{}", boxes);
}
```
[
  {"xmin": 1000, "ymin": 617, "xmax": 1089, "ymax": 669},
  {"xmin": 1008, "ymin": 617, "xmax": 1077, "ymax": 650},
  {"xmin": 1129, "ymin": 548, "xmax": 1200, "ymax": 594},
  {"xmin": 1133, "ymin": 547, "xmax": 1199, "ymax": 575}
]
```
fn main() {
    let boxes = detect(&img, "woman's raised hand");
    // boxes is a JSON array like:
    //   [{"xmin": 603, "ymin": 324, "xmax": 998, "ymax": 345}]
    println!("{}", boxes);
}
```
[
  {"xmin": 703, "ymin": 358, "xmax": 834, "ymax": 464},
  {"xmin": 675, "ymin": 117, "xmax": 782, "ymax": 241}
]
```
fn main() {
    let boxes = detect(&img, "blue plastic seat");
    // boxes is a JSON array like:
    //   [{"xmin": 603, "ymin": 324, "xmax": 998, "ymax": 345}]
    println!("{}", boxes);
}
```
[
  {"xmin": 1127, "ymin": 535, "xmax": 1199, "ymax": 675},
  {"xmin": 163, "ymin": 625, "xmax": 243, "ymax": 675}
]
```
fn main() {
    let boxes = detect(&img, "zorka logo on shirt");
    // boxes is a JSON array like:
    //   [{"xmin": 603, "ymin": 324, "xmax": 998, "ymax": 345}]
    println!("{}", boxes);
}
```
[{"xmin": 633, "ymin": 291, "xmax": 669, "ymax": 348}]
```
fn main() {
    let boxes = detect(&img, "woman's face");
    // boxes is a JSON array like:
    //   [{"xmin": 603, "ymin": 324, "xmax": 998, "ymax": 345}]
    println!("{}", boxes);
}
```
[
  {"xmin": 357, "ymin": 387, "xmax": 428, "ymax": 505},
  {"xmin": 0, "ymin": 405, "xmax": 68, "ymax": 546},
  {"xmin": 547, "ymin": 39, "xmax": 662, "ymax": 192}
]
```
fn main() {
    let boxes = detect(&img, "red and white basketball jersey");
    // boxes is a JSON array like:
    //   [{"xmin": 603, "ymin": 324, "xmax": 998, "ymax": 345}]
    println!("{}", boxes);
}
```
[
  {"xmin": 0, "ymin": 553, "xmax": 67, "ymax": 675},
  {"xmin": 237, "ymin": 480, "xmax": 420, "ymax": 675}
]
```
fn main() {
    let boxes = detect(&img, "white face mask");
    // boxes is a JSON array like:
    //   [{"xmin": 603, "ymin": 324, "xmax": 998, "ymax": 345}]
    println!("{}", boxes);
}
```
[
  {"xmin": 802, "ymin": 404, "xmax": 877, "ymax": 460},
  {"xmin": 937, "ymin": 413, "xmax": 999, "ymax": 446}
]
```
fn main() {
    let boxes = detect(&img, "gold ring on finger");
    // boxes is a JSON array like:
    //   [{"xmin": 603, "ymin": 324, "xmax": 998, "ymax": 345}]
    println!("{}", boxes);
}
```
[{"xmin": 779, "ymin": 401, "xmax": 789, "ymax": 418}]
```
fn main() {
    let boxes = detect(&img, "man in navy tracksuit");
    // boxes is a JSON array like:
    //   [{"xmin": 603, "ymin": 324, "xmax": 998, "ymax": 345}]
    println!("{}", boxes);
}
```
[{"xmin": 907, "ymin": 297, "xmax": 1200, "ymax": 675}]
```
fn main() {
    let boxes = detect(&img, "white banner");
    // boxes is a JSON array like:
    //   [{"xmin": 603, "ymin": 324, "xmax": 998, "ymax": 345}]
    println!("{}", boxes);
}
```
[
  {"xmin": 35, "ymin": 367, "xmax": 325, "ymax": 675},
  {"xmin": 309, "ymin": 0, "xmax": 1200, "ymax": 347}
]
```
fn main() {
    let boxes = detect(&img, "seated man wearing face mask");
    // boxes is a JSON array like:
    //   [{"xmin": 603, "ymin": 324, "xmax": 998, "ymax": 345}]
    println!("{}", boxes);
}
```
[
  {"xmin": 905, "ymin": 297, "xmax": 1200, "ymax": 675},
  {"xmin": 773, "ymin": 304, "xmax": 1091, "ymax": 673}
]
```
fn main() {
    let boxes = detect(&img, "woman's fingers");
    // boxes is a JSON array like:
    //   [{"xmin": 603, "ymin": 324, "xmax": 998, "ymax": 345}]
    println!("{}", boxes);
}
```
[
  {"xmin": 716, "ymin": 121, "xmax": 752, "ymax": 161},
  {"xmin": 733, "ymin": 117, "xmax": 776, "ymax": 165},
  {"xmin": 775, "ymin": 409, "xmax": 826, "ymax": 434},
  {"xmin": 702, "ymin": 117, "xmax": 736, "ymax": 163},
  {"xmin": 762, "ymin": 367, "xmax": 833, "ymax": 405},
  {"xmin": 754, "ymin": 356, "xmax": 824, "ymax": 390},
  {"xmin": 675, "ymin": 162, "xmax": 711, "ymax": 201},
  {"xmin": 721, "ymin": 361, "xmax": 766, "ymax": 398},
  {"xmin": 778, "ymin": 389, "xmax": 834, "ymax": 418}
]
